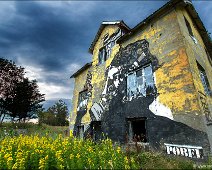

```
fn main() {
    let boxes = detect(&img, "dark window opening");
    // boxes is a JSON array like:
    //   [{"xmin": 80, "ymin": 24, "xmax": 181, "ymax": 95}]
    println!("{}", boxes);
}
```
[
  {"xmin": 98, "ymin": 47, "xmax": 107, "ymax": 65},
  {"xmin": 77, "ymin": 125, "xmax": 84, "ymax": 139},
  {"xmin": 77, "ymin": 90, "xmax": 88, "ymax": 111},
  {"xmin": 127, "ymin": 64, "xmax": 155, "ymax": 98},
  {"xmin": 128, "ymin": 118, "xmax": 147, "ymax": 143},
  {"xmin": 197, "ymin": 63, "xmax": 211, "ymax": 95},
  {"xmin": 91, "ymin": 121, "xmax": 102, "ymax": 141},
  {"xmin": 184, "ymin": 16, "xmax": 193, "ymax": 37}
]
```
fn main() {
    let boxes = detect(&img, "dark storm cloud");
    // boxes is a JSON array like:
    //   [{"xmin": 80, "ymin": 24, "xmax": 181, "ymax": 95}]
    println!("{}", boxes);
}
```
[
  {"xmin": 0, "ymin": 1, "xmax": 167, "ymax": 73},
  {"xmin": 0, "ymin": 1, "xmax": 211, "ymax": 99}
]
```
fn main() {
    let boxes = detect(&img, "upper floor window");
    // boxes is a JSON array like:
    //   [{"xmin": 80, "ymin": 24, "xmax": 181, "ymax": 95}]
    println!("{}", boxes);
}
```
[
  {"xmin": 127, "ymin": 64, "xmax": 155, "ymax": 99},
  {"xmin": 98, "ymin": 47, "xmax": 107, "ymax": 65},
  {"xmin": 197, "ymin": 63, "xmax": 211, "ymax": 96},
  {"xmin": 77, "ymin": 90, "xmax": 88, "ymax": 111},
  {"xmin": 98, "ymin": 29, "xmax": 122, "ymax": 65}
]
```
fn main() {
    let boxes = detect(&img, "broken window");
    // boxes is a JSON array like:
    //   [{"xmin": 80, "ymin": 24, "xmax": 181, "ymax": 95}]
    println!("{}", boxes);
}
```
[
  {"xmin": 128, "ymin": 118, "xmax": 147, "ymax": 143},
  {"xmin": 197, "ymin": 63, "xmax": 211, "ymax": 95},
  {"xmin": 77, "ymin": 125, "xmax": 84, "ymax": 139},
  {"xmin": 127, "ymin": 64, "xmax": 154, "ymax": 98},
  {"xmin": 98, "ymin": 29, "xmax": 122, "ymax": 65},
  {"xmin": 77, "ymin": 90, "xmax": 88, "ymax": 111}
]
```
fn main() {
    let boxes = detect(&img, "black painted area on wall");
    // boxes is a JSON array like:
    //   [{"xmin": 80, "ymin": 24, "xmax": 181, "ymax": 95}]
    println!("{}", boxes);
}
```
[
  {"xmin": 74, "ymin": 39, "xmax": 211, "ymax": 155},
  {"xmin": 101, "ymin": 40, "xmax": 210, "ymax": 154}
]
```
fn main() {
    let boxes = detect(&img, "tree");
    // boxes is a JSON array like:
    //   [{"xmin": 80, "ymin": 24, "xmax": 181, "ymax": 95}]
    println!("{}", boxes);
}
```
[
  {"xmin": 0, "ymin": 58, "xmax": 45, "ymax": 123},
  {"xmin": 38, "ymin": 100, "xmax": 69, "ymax": 126},
  {"xmin": 0, "ymin": 58, "xmax": 25, "ymax": 123}
]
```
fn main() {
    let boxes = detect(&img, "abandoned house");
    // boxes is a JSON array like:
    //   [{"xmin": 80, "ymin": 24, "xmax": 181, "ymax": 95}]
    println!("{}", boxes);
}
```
[{"xmin": 70, "ymin": 0, "xmax": 212, "ymax": 159}]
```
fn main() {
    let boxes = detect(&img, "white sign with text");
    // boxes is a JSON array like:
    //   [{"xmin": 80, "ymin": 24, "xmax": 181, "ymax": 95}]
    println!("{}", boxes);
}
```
[{"xmin": 164, "ymin": 143, "xmax": 203, "ymax": 159}]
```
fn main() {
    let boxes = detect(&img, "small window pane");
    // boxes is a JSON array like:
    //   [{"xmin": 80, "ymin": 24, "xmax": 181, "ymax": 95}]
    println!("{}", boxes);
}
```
[
  {"xmin": 127, "ymin": 73, "xmax": 137, "ymax": 98},
  {"xmin": 127, "ymin": 65, "xmax": 155, "ymax": 98},
  {"xmin": 198, "ymin": 63, "xmax": 211, "ymax": 95},
  {"xmin": 77, "ymin": 91, "xmax": 88, "ymax": 111}
]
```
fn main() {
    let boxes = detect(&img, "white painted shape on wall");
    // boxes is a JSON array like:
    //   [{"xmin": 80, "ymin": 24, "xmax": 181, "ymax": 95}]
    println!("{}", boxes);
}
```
[
  {"xmin": 149, "ymin": 96, "xmax": 174, "ymax": 120},
  {"xmin": 114, "ymin": 79, "xmax": 120, "ymax": 88}
]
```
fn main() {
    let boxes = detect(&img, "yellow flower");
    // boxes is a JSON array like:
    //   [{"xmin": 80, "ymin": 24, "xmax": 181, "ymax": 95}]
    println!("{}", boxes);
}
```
[
  {"xmin": 117, "ymin": 146, "xmax": 121, "ymax": 153},
  {"xmin": 87, "ymin": 146, "xmax": 93, "ymax": 152},
  {"xmin": 70, "ymin": 154, "xmax": 74, "ymax": 159},
  {"xmin": 76, "ymin": 153, "xmax": 80, "ymax": 159}
]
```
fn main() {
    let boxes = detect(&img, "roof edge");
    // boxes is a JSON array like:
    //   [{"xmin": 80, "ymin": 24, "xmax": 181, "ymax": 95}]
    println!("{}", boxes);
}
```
[
  {"xmin": 70, "ymin": 62, "xmax": 92, "ymax": 78},
  {"xmin": 88, "ymin": 20, "xmax": 130, "ymax": 54}
]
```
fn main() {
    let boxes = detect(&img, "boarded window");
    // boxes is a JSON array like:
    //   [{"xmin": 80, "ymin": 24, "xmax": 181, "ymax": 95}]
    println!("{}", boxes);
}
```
[
  {"xmin": 127, "ymin": 64, "xmax": 154, "ymax": 98},
  {"xmin": 77, "ymin": 90, "xmax": 88, "ymax": 111},
  {"xmin": 198, "ymin": 63, "xmax": 211, "ymax": 95}
]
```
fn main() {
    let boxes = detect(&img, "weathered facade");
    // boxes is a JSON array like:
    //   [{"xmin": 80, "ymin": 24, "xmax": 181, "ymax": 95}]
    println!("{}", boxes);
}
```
[{"xmin": 70, "ymin": 0, "xmax": 212, "ymax": 159}]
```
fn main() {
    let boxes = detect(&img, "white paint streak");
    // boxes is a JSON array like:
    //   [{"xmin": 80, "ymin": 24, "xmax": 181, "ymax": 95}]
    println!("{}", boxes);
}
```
[
  {"xmin": 149, "ymin": 96, "xmax": 173, "ymax": 120},
  {"xmin": 133, "ymin": 61, "xmax": 138, "ymax": 67}
]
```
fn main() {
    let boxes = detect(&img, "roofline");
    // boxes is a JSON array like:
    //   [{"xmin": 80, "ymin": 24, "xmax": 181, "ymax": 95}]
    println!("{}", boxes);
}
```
[
  {"xmin": 88, "ymin": 20, "xmax": 130, "ymax": 54},
  {"xmin": 70, "ymin": 62, "xmax": 92, "ymax": 78},
  {"xmin": 117, "ymin": 0, "xmax": 182, "ymax": 43},
  {"xmin": 117, "ymin": 0, "xmax": 212, "ymax": 61}
]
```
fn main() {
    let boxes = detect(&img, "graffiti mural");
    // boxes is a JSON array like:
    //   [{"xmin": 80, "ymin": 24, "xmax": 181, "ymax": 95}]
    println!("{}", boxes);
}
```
[{"xmin": 74, "ymin": 39, "xmax": 210, "ymax": 156}]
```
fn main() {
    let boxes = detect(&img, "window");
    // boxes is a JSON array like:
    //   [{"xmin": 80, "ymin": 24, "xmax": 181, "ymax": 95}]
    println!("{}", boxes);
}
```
[
  {"xmin": 98, "ymin": 29, "xmax": 122, "ymax": 65},
  {"xmin": 98, "ymin": 47, "xmax": 107, "ymax": 65},
  {"xmin": 197, "ymin": 63, "xmax": 211, "ymax": 95},
  {"xmin": 127, "ymin": 64, "xmax": 154, "ymax": 98},
  {"xmin": 77, "ymin": 90, "xmax": 88, "ymax": 111},
  {"xmin": 77, "ymin": 125, "xmax": 84, "ymax": 139},
  {"xmin": 128, "ymin": 118, "xmax": 147, "ymax": 143}
]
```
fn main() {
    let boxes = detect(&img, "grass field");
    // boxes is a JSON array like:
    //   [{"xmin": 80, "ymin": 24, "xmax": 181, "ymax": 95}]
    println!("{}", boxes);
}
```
[{"xmin": 0, "ymin": 123, "xmax": 210, "ymax": 169}]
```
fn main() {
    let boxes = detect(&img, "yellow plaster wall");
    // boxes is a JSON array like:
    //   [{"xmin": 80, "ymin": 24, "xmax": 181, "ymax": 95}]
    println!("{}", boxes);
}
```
[
  {"xmin": 176, "ymin": 6, "xmax": 212, "ymax": 115},
  {"xmin": 70, "ymin": 67, "xmax": 90, "ymax": 125},
  {"xmin": 121, "ymin": 10, "xmax": 200, "ymax": 115}
]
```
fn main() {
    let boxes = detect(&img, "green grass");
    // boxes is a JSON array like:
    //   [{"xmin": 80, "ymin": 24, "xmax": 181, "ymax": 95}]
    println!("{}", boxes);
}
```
[{"xmin": 0, "ymin": 122, "xmax": 68, "ymax": 139}]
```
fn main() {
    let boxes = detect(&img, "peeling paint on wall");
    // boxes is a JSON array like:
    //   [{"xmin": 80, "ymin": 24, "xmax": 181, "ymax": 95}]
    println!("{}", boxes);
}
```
[{"xmin": 71, "ymin": 3, "xmax": 212, "ymax": 156}]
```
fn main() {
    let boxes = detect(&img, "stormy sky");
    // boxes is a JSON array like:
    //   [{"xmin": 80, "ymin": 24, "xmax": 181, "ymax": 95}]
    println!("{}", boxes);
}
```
[{"xmin": 0, "ymin": 1, "xmax": 211, "ymax": 100}]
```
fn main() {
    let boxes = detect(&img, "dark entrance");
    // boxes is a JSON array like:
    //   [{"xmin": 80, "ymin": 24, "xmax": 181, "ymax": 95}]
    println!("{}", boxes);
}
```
[
  {"xmin": 91, "ymin": 121, "xmax": 102, "ymax": 141},
  {"xmin": 128, "ymin": 118, "xmax": 147, "ymax": 142}
]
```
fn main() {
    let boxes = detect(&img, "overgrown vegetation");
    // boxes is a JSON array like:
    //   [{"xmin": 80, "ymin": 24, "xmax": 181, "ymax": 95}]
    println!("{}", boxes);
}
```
[
  {"xmin": 37, "ymin": 100, "xmax": 69, "ymax": 126},
  {"xmin": 0, "ymin": 123, "xmax": 211, "ymax": 169},
  {"xmin": 0, "ymin": 123, "xmax": 68, "ymax": 139}
]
